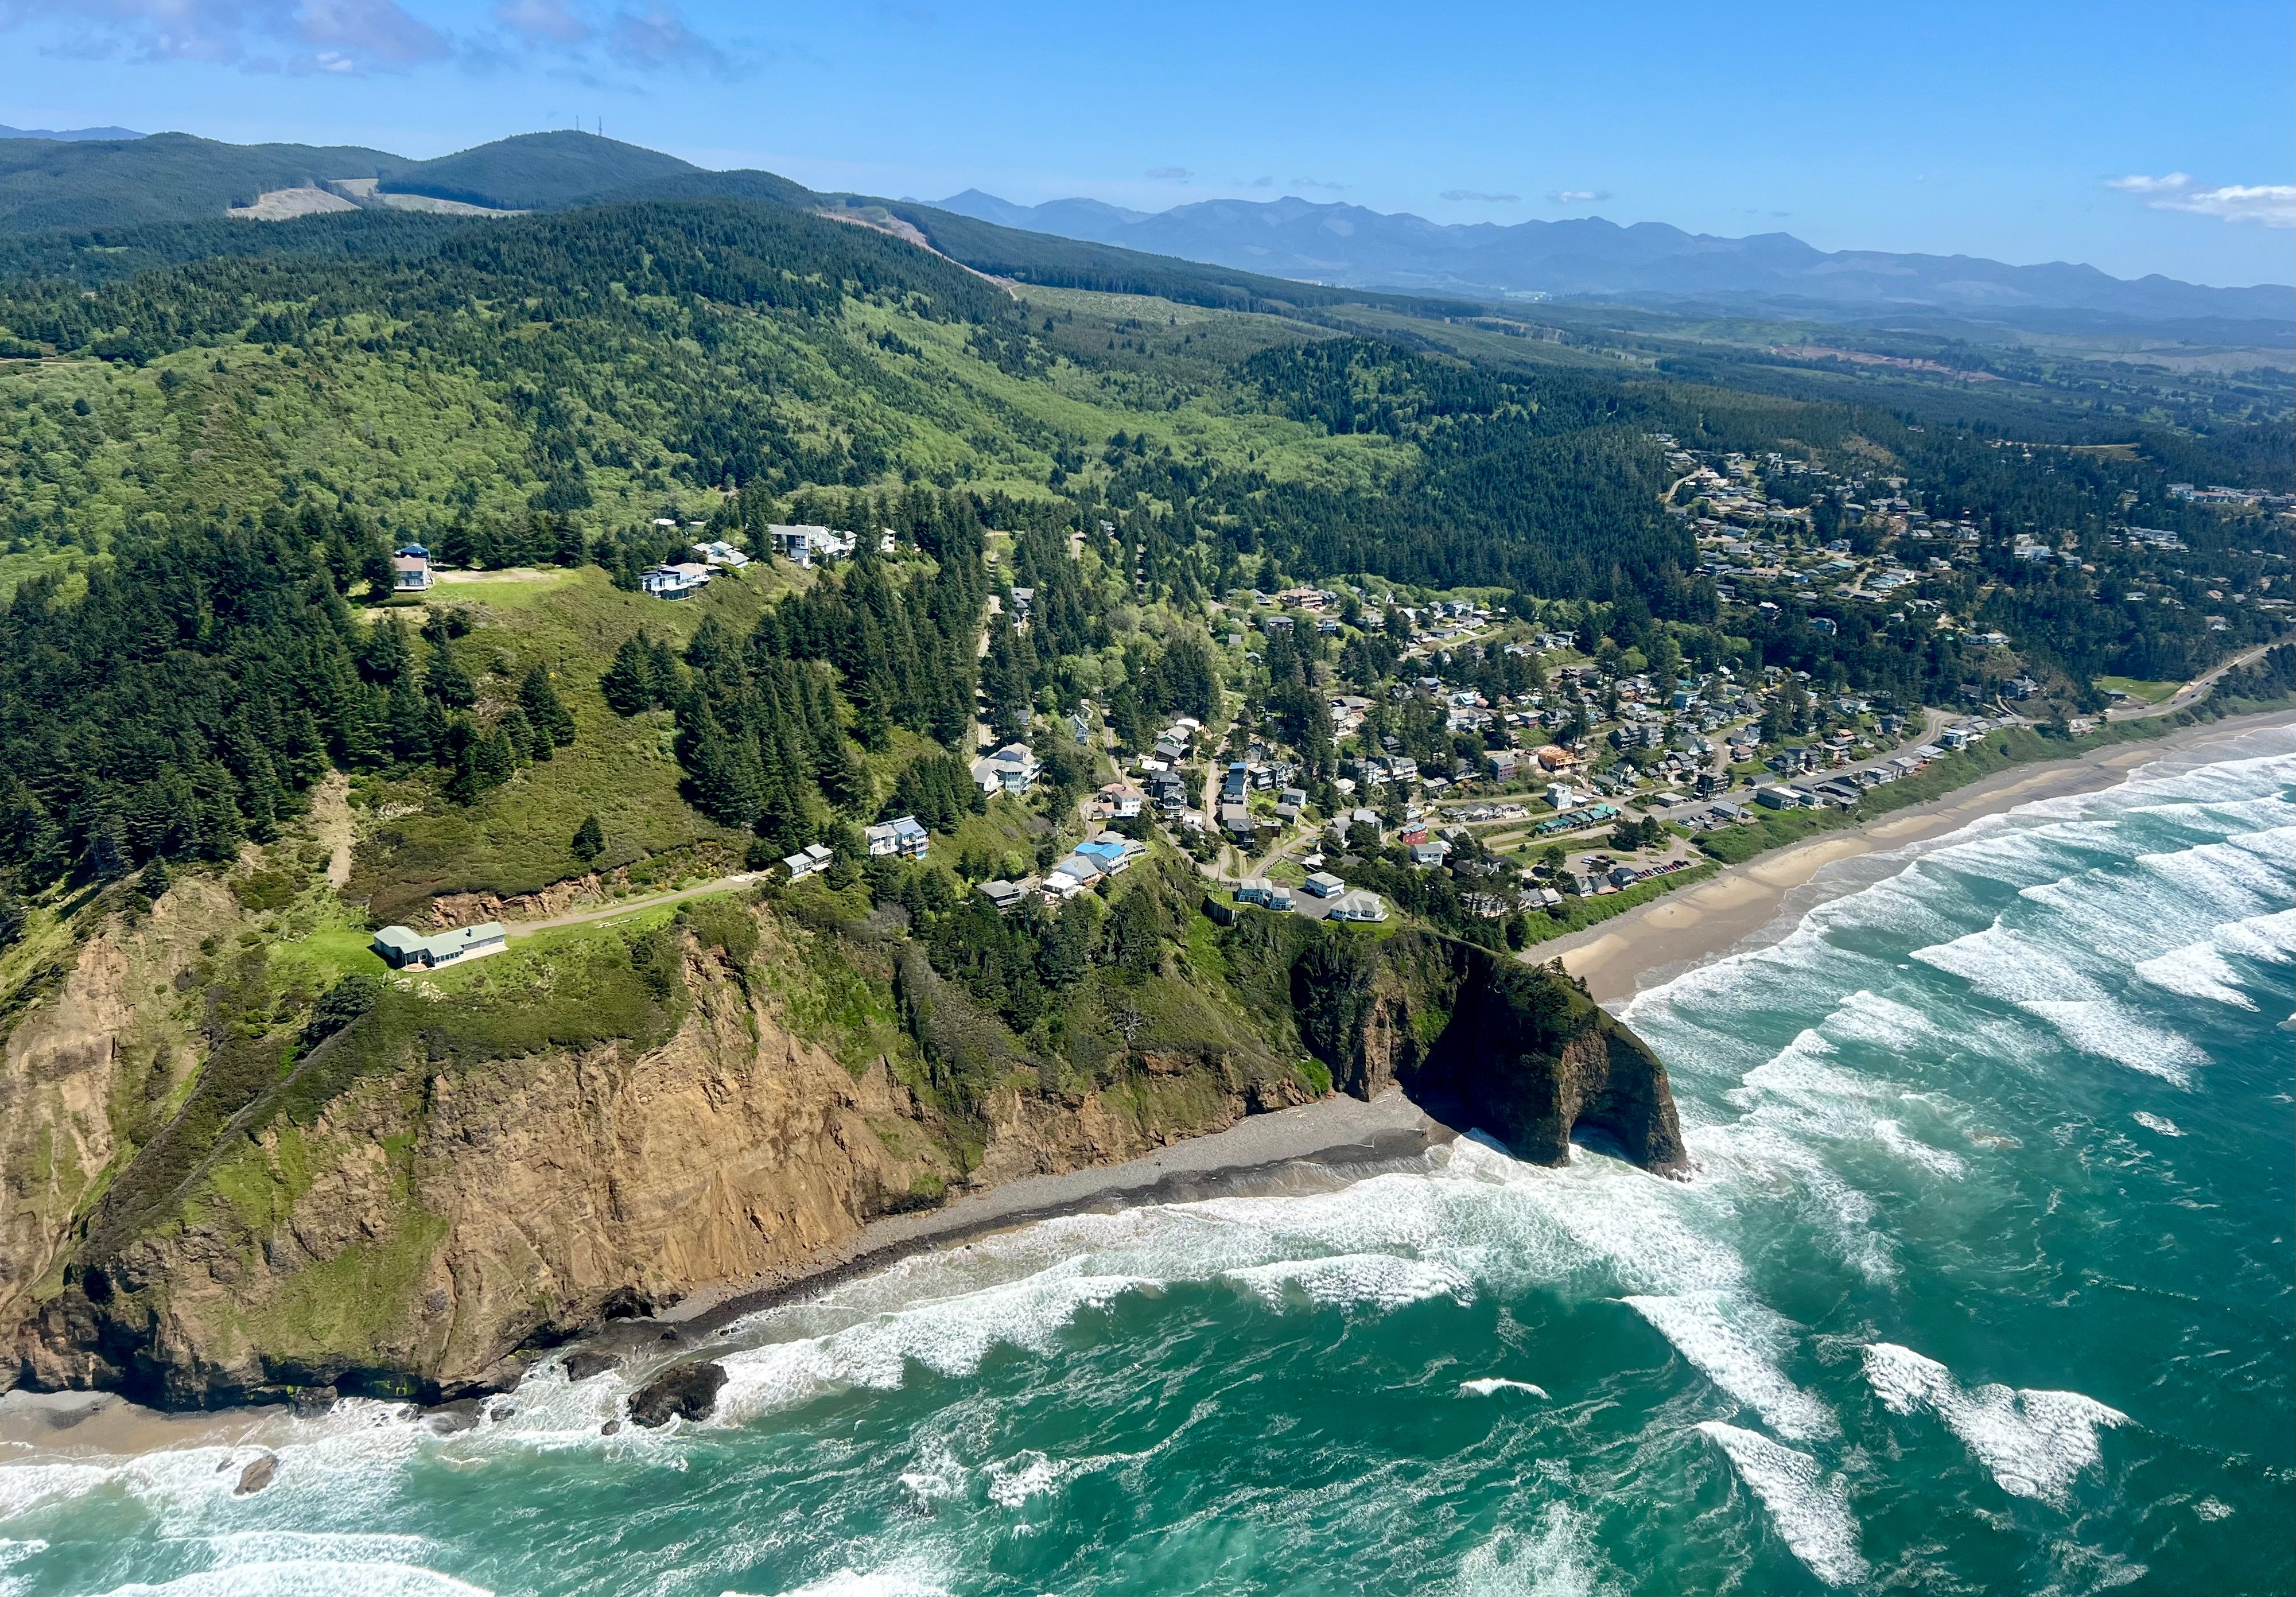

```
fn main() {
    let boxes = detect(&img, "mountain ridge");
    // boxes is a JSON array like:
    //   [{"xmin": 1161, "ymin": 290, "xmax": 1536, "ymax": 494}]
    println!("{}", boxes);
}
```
[{"xmin": 930, "ymin": 189, "xmax": 2294, "ymax": 322}]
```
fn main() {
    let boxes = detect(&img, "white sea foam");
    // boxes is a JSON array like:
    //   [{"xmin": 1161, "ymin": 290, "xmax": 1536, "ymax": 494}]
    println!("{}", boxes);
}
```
[
  {"xmin": 1861, "ymin": 1342, "xmax": 2128, "ymax": 1506},
  {"xmin": 1223, "ymin": 1253, "xmax": 1474, "ymax": 1312},
  {"xmin": 2217, "ymin": 907, "xmax": 2296, "ymax": 965},
  {"xmin": 2017, "ymin": 1000, "xmax": 2208, "ymax": 1085},
  {"xmin": 1912, "ymin": 924, "xmax": 2108, "ymax": 1007},
  {"xmin": 96, "ymin": 1561, "xmax": 489, "ymax": 1597},
  {"xmin": 982, "ymin": 1450, "xmax": 1066, "ymax": 1509},
  {"xmin": 1457, "ymin": 1378, "xmax": 1548, "ymax": 1398},
  {"xmin": 2131, "ymin": 1113, "xmax": 2182, "ymax": 1137},
  {"xmin": 0, "ymin": 1460, "xmax": 111, "ymax": 1521},
  {"xmin": 713, "ymin": 1269, "xmax": 1156, "ymax": 1425},
  {"xmin": 1455, "ymin": 1501, "xmax": 1619, "ymax": 1597},
  {"xmin": 1694, "ymin": 1422, "xmax": 1868, "ymax": 1588},
  {"xmin": 1872, "ymin": 1118, "xmax": 1967, "ymax": 1179},
  {"xmin": 2135, "ymin": 940, "xmax": 2259, "ymax": 1009},
  {"xmin": 771, "ymin": 1563, "xmax": 950, "ymax": 1597},
  {"xmin": 1624, "ymin": 1293, "xmax": 1836, "ymax": 1440}
]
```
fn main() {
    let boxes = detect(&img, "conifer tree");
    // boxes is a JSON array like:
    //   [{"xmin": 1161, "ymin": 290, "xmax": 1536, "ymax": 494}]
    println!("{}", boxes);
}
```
[
  {"xmin": 519, "ymin": 665, "xmax": 577, "ymax": 748},
  {"xmin": 570, "ymin": 813, "xmax": 605, "ymax": 861}
]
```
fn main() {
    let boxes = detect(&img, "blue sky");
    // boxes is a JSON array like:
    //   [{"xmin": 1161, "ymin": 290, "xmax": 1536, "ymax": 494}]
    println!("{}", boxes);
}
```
[{"xmin": 5, "ymin": 0, "xmax": 2290, "ymax": 287}]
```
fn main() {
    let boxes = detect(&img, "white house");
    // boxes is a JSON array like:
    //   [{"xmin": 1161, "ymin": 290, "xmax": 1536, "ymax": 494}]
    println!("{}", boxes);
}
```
[
  {"xmin": 371, "ymin": 921, "xmax": 507, "ymax": 970},
  {"xmin": 690, "ymin": 540, "xmax": 751, "ymax": 569},
  {"xmin": 767, "ymin": 524, "xmax": 857, "ymax": 567},
  {"xmin": 864, "ymin": 815, "xmax": 931, "ymax": 859},
  {"xmin": 391, "ymin": 545, "xmax": 433, "ymax": 593},
  {"xmin": 642, "ymin": 563, "xmax": 710, "ymax": 600},
  {"xmin": 972, "ymin": 743, "xmax": 1038, "ymax": 797},
  {"xmin": 781, "ymin": 842, "xmax": 833, "ymax": 880},
  {"xmin": 1326, "ymin": 889, "xmax": 1388, "ymax": 923},
  {"xmin": 1302, "ymin": 871, "xmax": 1346, "ymax": 900}
]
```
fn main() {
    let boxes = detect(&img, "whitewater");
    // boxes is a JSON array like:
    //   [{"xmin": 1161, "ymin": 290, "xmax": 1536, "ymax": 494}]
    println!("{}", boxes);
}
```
[{"xmin": 3, "ymin": 732, "xmax": 2290, "ymax": 1595}]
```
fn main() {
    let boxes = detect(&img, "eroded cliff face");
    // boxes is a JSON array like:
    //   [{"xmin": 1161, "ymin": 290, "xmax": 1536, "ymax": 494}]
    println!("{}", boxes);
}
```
[
  {"xmin": 3, "ymin": 891, "xmax": 1308, "ymax": 1407},
  {"xmin": 0, "ymin": 879, "xmax": 231, "ymax": 1351},
  {"xmin": 1290, "ymin": 930, "xmax": 1688, "ymax": 1175}
]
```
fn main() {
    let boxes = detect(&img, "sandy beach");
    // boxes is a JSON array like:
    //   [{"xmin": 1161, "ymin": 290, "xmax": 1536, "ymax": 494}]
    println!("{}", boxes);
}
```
[{"xmin": 1540, "ymin": 706, "xmax": 2296, "ymax": 1008}]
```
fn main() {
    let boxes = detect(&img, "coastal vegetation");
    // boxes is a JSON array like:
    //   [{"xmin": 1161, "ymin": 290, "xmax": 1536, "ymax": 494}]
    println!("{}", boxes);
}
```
[{"xmin": 0, "ymin": 141, "xmax": 2286, "ymax": 1408}]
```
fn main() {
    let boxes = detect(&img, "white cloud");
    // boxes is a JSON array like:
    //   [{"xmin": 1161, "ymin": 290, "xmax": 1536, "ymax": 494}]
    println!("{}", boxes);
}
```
[
  {"xmin": 494, "ymin": 0, "xmax": 590, "ymax": 45},
  {"xmin": 1145, "ymin": 166, "xmax": 1192, "ymax": 182},
  {"xmin": 607, "ymin": 3, "xmax": 725, "ymax": 71},
  {"xmin": 1, "ymin": 0, "xmax": 733, "ymax": 75},
  {"xmin": 2108, "ymin": 172, "xmax": 2295, "ymax": 227},
  {"xmin": 1440, "ymin": 189, "xmax": 1519, "ymax": 204},
  {"xmin": 1547, "ymin": 188, "xmax": 1611, "ymax": 204},
  {"xmin": 4, "ymin": 0, "xmax": 449, "ymax": 71},
  {"xmin": 1291, "ymin": 176, "xmax": 1347, "ymax": 192}
]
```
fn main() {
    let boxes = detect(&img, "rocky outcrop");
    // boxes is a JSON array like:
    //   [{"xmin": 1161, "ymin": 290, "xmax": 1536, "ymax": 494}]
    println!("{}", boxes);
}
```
[
  {"xmin": 1288, "ymin": 930, "xmax": 1688, "ymax": 1175},
  {"xmin": 628, "ymin": 1360, "xmax": 727, "ymax": 1427},
  {"xmin": 425, "ymin": 873, "xmax": 605, "ymax": 930}
]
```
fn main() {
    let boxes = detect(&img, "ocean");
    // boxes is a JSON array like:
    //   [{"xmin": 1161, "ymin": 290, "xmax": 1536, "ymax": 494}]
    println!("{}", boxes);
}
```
[{"xmin": 3, "ymin": 732, "xmax": 2291, "ymax": 1596}]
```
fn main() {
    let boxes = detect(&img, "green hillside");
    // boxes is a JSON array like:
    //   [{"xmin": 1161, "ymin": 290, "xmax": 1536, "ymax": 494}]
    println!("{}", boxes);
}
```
[
  {"xmin": 0, "ymin": 132, "xmax": 405, "ymax": 233},
  {"xmin": 380, "ymin": 131, "xmax": 701, "ymax": 211}
]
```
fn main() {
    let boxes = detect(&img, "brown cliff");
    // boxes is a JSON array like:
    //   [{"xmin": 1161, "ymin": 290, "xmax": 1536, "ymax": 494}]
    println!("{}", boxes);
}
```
[{"xmin": 4, "ymin": 884, "xmax": 1311, "ymax": 1407}]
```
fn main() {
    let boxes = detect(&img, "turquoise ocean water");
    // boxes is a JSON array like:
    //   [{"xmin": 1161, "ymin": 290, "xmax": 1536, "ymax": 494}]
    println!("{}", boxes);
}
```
[{"xmin": 3, "ymin": 732, "xmax": 2291, "ymax": 1596}]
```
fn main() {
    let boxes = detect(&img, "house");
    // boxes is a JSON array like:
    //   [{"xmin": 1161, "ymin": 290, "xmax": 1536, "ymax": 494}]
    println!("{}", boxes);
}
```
[
  {"xmin": 1547, "ymin": 782, "xmax": 1580, "ymax": 813},
  {"xmin": 766, "ymin": 524, "xmax": 856, "ymax": 567},
  {"xmin": 880, "ymin": 529, "xmax": 899, "ymax": 555},
  {"xmin": 1326, "ymin": 889, "xmax": 1388, "ymax": 923},
  {"xmin": 1275, "ymin": 786, "xmax": 1307, "ymax": 822},
  {"xmin": 1218, "ymin": 801, "xmax": 1254, "ymax": 840},
  {"xmin": 1222, "ymin": 761, "xmax": 1249, "ymax": 803},
  {"xmin": 975, "ymin": 879, "xmax": 1029, "ymax": 915},
  {"xmin": 1302, "ymin": 871, "xmax": 1346, "ymax": 899},
  {"xmin": 1409, "ymin": 840, "xmax": 1451, "ymax": 868},
  {"xmin": 1534, "ymin": 744, "xmax": 1582, "ymax": 773},
  {"xmin": 780, "ymin": 842, "xmax": 834, "ymax": 880},
  {"xmin": 371, "ymin": 921, "xmax": 508, "ymax": 970},
  {"xmin": 1487, "ymin": 751, "xmax": 1519, "ymax": 782},
  {"xmin": 641, "ymin": 563, "xmax": 710, "ymax": 599},
  {"xmin": 1753, "ymin": 786, "xmax": 1802, "ymax": 810},
  {"xmin": 689, "ymin": 540, "xmax": 751, "ymax": 569},
  {"xmin": 391, "ymin": 544, "xmax": 433, "ymax": 593},
  {"xmin": 1075, "ymin": 836, "xmax": 1140, "ymax": 876},
  {"xmin": 1092, "ymin": 782, "xmax": 1144, "ymax": 819},
  {"xmin": 971, "ymin": 743, "xmax": 1039, "ymax": 796},
  {"xmin": 864, "ymin": 814, "xmax": 931, "ymax": 859},
  {"xmin": 1067, "ymin": 710, "xmax": 1093, "ymax": 746},
  {"xmin": 1046, "ymin": 853, "xmax": 1105, "ymax": 893},
  {"xmin": 1236, "ymin": 878, "xmax": 1293, "ymax": 911}
]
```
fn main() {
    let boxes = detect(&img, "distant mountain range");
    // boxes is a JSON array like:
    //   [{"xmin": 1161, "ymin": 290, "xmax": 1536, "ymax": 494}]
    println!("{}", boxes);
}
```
[
  {"xmin": 1, "ymin": 124, "xmax": 2281, "ymax": 327},
  {"xmin": 930, "ymin": 190, "xmax": 2293, "ymax": 324},
  {"xmin": 0, "ymin": 125, "xmax": 143, "ymax": 141}
]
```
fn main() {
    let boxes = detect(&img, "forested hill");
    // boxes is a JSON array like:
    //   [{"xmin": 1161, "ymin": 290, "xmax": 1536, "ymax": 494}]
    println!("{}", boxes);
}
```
[{"xmin": 0, "ymin": 188, "xmax": 2287, "ymax": 903}]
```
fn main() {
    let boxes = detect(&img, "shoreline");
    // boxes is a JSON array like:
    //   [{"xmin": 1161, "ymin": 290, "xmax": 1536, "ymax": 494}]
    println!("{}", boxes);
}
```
[
  {"xmin": 12, "ymin": 709, "xmax": 2289, "ymax": 1445},
  {"xmin": 1540, "ymin": 705, "xmax": 2296, "ymax": 1008},
  {"xmin": 650, "ymin": 1088, "xmax": 1454, "ymax": 1342}
]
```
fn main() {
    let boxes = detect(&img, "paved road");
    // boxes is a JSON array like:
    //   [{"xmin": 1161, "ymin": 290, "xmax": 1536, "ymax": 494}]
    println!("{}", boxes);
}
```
[
  {"xmin": 504, "ymin": 872, "xmax": 765, "ymax": 939},
  {"xmin": 2106, "ymin": 639, "xmax": 2281, "ymax": 721}
]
